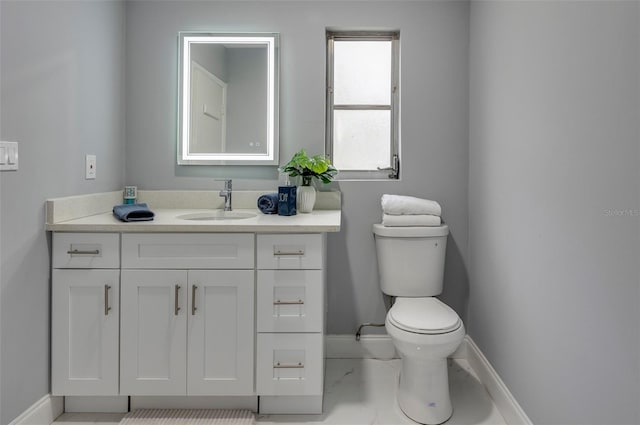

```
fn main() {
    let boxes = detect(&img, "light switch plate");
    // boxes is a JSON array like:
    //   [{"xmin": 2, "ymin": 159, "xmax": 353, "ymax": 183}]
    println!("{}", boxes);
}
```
[
  {"xmin": 0, "ymin": 141, "xmax": 18, "ymax": 171},
  {"xmin": 85, "ymin": 154, "xmax": 96, "ymax": 179}
]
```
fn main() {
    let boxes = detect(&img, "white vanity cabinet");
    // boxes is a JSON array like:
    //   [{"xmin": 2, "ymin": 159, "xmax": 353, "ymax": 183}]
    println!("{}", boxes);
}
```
[
  {"xmin": 50, "ymin": 228, "xmax": 332, "ymax": 414},
  {"xmin": 51, "ymin": 233, "xmax": 120, "ymax": 396},
  {"xmin": 119, "ymin": 233, "xmax": 254, "ymax": 396},
  {"xmin": 256, "ymin": 233, "xmax": 326, "ymax": 414}
]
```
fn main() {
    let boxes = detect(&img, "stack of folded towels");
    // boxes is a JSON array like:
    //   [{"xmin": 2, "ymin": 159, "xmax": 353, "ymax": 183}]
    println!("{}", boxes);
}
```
[{"xmin": 381, "ymin": 194, "xmax": 442, "ymax": 227}]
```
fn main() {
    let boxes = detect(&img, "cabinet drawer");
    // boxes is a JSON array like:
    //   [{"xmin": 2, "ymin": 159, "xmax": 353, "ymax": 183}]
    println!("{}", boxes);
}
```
[
  {"xmin": 122, "ymin": 233, "xmax": 254, "ymax": 269},
  {"xmin": 257, "ymin": 270, "xmax": 324, "ymax": 333},
  {"xmin": 257, "ymin": 234, "xmax": 323, "ymax": 270},
  {"xmin": 256, "ymin": 333, "xmax": 323, "ymax": 396},
  {"xmin": 53, "ymin": 233, "xmax": 120, "ymax": 269}
]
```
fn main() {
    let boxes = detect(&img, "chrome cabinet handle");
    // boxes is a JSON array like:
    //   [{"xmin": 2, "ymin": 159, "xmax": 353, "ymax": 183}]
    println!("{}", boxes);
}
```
[
  {"xmin": 104, "ymin": 285, "xmax": 111, "ymax": 316},
  {"xmin": 175, "ymin": 285, "xmax": 181, "ymax": 315},
  {"xmin": 273, "ymin": 249, "xmax": 305, "ymax": 256},
  {"xmin": 273, "ymin": 299, "xmax": 304, "ymax": 305},
  {"xmin": 192, "ymin": 285, "xmax": 198, "ymax": 315},
  {"xmin": 274, "ymin": 362, "xmax": 304, "ymax": 369},
  {"xmin": 67, "ymin": 249, "xmax": 100, "ymax": 255}
]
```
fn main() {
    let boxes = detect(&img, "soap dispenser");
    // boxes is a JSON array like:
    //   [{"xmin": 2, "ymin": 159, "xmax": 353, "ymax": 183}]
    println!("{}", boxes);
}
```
[{"xmin": 277, "ymin": 176, "xmax": 296, "ymax": 216}]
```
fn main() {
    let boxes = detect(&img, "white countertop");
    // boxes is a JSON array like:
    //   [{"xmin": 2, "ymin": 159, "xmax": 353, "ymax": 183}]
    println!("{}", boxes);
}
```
[
  {"xmin": 45, "ymin": 190, "xmax": 342, "ymax": 233},
  {"xmin": 46, "ymin": 208, "xmax": 341, "ymax": 233}
]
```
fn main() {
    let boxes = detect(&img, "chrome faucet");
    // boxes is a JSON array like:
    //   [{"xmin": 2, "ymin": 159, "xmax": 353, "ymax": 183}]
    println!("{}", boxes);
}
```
[{"xmin": 217, "ymin": 179, "xmax": 233, "ymax": 211}]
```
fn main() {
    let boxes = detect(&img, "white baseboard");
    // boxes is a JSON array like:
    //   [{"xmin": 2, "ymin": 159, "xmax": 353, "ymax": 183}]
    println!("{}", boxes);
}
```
[
  {"xmin": 465, "ymin": 336, "xmax": 532, "ymax": 425},
  {"xmin": 325, "ymin": 333, "xmax": 467, "ymax": 359},
  {"xmin": 64, "ymin": 396, "xmax": 128, "ymax": 413},
  {"xmin": 325, "ymin": 334, "xmax": 397, "ymax": 359},
  {"xmin": 8, "ymin": 394, "xmax": 63, "ymax": 425},
  {"xmin": 130, "ymin": 396, "xmax": 257, "ymax": 411},
  {"xmin": 259, "ymin": 395, "xmax": 322, "ymax": 414}
]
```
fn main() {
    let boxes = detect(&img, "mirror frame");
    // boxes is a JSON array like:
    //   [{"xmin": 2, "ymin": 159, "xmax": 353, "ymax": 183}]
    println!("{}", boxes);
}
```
[{"xmin": 178, "ymin": 32, "xmax": 280, "ymax": 165}]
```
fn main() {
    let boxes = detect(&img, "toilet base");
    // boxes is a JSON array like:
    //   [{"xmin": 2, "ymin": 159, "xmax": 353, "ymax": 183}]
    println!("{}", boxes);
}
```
[
  {"xmin": 386, "ymin": 315, "xmax": 465, "ymax": 425},
  {"xmin": 397, "ymin": 357, "xmax": 452, "ymax": 424}
]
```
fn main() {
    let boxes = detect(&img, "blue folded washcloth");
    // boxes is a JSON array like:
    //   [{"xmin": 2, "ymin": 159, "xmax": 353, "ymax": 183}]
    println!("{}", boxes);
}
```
[
  {"xmin": 257, "ymin": 193, "xmax": 279, "ymax": 214},
  {"xmin": 113, "ymin": 203, "xmax": 155, "ymax": 222}
]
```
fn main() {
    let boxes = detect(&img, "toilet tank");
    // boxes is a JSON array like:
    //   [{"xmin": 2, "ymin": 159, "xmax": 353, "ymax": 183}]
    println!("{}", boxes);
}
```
[{"xmin": 373, "ymin": 224, "xmax": 449, "ymax": 297}]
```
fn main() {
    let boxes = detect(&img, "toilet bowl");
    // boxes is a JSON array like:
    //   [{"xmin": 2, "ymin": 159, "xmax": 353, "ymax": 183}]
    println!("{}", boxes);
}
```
[
  {"xmin": 373, "ymin": 223, "xmax": 465, "ymax": 425},
  {"xmin": 386, "ymin": 297, "xmax": 465, "ymax": 424}
]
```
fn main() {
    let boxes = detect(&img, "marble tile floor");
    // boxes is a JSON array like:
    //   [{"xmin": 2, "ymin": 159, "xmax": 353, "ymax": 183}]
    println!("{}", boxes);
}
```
[{"xmin": 53, "ymin": 358, "xmax": 506, "ymax": 425}]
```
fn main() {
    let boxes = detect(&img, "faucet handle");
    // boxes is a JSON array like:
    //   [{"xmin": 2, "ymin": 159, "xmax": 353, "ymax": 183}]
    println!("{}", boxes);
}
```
[{"xmin": 215, "ymin": 179, "xmax": 233, "ymax": 211}]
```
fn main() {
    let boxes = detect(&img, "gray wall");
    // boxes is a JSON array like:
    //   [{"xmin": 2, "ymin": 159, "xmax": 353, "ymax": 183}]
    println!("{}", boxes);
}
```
[
  {"xmin": 125, "ymin": 0, "xmax": 470, "ymax": 334},
  {"xmin": 0, "ymin": 1, "xmax": 125, "ymax": 423},
  {"xmin": 468, "ymin": 1, "xmax": 640, "ymax": 424}
]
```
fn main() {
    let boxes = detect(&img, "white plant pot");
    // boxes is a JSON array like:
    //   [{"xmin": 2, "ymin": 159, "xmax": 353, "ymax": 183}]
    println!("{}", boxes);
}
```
[{"xmin": 297, "ymin": 185, "xmax": 316, "ymax": 213}]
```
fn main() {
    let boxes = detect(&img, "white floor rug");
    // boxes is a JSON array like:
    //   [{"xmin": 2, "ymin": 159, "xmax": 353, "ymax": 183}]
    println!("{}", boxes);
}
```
[{"xmin": 119, "ymin": 409, "xmax": 255, "ymax": 425}]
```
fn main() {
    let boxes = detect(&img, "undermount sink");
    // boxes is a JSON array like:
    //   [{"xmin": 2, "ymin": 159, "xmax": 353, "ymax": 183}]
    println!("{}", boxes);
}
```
[{"xmin": 177, "ymin": 211, "xmax": 257, "ymax": 221}]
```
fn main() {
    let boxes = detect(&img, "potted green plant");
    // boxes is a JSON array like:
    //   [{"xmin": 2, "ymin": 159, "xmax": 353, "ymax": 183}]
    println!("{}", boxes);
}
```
[{"xmin": 280, "ymin": 149, "xmax": 337, "ymax": 213}]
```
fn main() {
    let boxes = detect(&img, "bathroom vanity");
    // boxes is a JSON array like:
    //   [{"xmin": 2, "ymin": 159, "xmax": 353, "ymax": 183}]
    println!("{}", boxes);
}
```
[{"xmin": 46, "ymin": 190, "xmax": 341, "ymax": 414}]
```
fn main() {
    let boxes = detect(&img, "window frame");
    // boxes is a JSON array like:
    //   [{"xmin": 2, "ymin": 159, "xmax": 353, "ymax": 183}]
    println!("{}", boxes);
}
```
[{"xmin": 325, "ymin": 31, "xmax": 400, "ymax": 180}]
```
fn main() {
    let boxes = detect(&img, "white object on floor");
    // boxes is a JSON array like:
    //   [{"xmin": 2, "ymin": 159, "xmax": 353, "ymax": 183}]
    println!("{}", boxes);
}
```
[
  {"xmin": 381, "ymin": 194, "xmax": 442, "ymax": 216},
  {"xmin": 382, "ymin": 213, "xmax": 441, "ymax": 227},
  {"xmin": 120, "ymin": 409, "xmax": 254, "ymax": 425},
  {"xmin": 373, "ymin": 222, "xmax": 465, "ymax": 424}
]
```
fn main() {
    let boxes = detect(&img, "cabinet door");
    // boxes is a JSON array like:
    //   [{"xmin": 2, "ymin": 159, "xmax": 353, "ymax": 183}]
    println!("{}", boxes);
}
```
[
  {"xmin": 187, "ymin": 270, "xmax": 254, "ymax": 395},
  {"xmin": 52, "ymin": 269, "xmax": 119, "ymax": 395},
  {"xmin": 120, "ymin": 270, "xmax": 187, "ymax": 395}
]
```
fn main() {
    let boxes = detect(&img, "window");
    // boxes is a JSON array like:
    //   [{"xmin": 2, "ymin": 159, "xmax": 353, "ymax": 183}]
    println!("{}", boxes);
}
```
[{"xmin": 326, "ymin": 31, "xmax": 400, "ymax": 180}]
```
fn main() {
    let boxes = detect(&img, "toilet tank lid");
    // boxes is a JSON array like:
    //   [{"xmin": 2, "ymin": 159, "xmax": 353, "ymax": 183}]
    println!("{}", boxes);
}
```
[{"xmin": 373, "ymin": 223, "xmax": 449, "ymax": 237}]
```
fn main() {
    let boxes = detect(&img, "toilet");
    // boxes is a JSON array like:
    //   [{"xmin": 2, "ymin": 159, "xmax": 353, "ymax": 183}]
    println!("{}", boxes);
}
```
[{"xmin": 373, "ymin": 224, "xmax": 465, "ymax": 425}]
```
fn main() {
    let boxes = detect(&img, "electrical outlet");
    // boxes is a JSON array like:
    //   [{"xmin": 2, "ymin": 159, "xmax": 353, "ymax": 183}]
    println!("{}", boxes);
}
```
[{"xmin": 85, "ymin": 155, "xmax": 96, "ymax": 179}]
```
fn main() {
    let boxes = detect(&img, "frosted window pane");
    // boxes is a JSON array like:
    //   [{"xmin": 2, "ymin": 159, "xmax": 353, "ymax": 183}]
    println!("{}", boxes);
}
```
[
  {"xmin": 334, "ymin": 41, "xmax": 391, "ymax": 105},
  {"xmin": 333, "ymin": 110, "xmax": 390, "ymax": 170}
]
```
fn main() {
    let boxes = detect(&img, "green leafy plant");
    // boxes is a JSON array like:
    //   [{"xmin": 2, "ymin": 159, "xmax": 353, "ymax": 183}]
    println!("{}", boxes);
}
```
[{"xmin": 280, "ymin": 149, "xmax": 338, "ymax": 186}]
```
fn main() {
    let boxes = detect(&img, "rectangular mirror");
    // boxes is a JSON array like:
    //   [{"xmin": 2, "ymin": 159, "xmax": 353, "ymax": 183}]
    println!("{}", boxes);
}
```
[{"xmin": 178, "ymin": 32, "xmax": 279, "ymax": 165}]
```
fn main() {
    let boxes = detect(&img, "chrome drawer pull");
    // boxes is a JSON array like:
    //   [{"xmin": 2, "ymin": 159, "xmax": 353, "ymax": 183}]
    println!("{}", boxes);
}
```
[
  {"xmin": 192, "ymin": 285, "xmax": 198, "ymax": 315},
  {"xmin": 274, "ymin": 299, "xmax": 304, "ymax": 305},
  {"xmin": 274, "ymin": 362, "xmax": 304, "ymax": 369},
  {"xmin": 273, "ymin": 249, "xmax": 305, "ymax": 256},
  {"xmin": 104, "ymin": 285, "xmax": 112, "ymax": 316},
  {"xmin": 67, "ymin": 249, "xmax": 100, "ymax": 255},
  {"xmin": 175, "ymin": 284, "xmax": 181, "ymax": 315}
]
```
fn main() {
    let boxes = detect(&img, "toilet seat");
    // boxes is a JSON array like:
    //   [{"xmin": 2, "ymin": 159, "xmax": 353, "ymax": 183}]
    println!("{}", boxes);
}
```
[{"xmin": 388, "ymin": 297, "xmax": 461, "ymax": 335}]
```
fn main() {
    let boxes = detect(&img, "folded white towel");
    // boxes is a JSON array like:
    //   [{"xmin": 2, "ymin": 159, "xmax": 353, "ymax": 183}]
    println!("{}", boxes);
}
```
[
  {"xmin": 382, "ymin": 213, "xmax": 442, "ymax": 227},
  {"xmin": 381, "ymin": 194, "xmax": 442, "ymax": 216}
]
